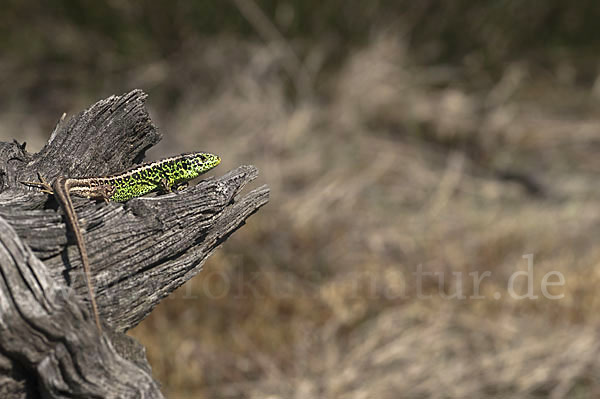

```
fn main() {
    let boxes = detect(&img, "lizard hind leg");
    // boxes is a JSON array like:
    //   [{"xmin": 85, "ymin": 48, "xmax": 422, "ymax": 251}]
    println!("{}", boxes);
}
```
[
  {"xmin": 83, "ymin": 184, "xmax": 115, "ymax": 203},
  {"xmin": 21, "ymin": 172, "xmax": 54, "ymax": 194}
]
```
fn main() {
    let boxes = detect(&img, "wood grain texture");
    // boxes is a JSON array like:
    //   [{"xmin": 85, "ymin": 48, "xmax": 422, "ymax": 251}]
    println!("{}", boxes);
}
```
[{"xmin": 0, "ymin": 90, "xmax": 269, "ymax": 398}]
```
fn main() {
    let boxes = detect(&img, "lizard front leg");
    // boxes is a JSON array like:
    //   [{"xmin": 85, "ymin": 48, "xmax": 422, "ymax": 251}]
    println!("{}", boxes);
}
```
[
  {"xmin": 158, "ymin": 178, "xmax": 172, "ymax": 194},
  {"xmin": 173, "ymin": 181, "xmax": 189, "ymax": 191}
]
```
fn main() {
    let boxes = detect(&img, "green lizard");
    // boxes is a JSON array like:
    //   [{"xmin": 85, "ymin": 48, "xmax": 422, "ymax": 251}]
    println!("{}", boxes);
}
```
[{"xmin": 22, "ymin": 152, "xmax": 221, "ymax": 331}]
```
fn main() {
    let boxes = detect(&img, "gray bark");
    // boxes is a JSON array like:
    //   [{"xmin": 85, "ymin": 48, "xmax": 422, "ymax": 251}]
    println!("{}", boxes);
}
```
[{"xmin": 0, "ymin": 89, "xmax": 269, "ymax": 398}]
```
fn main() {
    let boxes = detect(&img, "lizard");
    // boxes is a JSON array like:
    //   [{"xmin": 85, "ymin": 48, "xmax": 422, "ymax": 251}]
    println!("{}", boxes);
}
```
[{"xmin": 22, "ymin": 152, "xmax": 221, "ymax": 332}]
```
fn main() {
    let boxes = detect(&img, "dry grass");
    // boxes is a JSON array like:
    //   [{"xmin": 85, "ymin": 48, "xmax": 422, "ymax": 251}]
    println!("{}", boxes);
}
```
[
  {"xmin": 123, "ymin": 34, "xmax": 600, "ymax": 398},
  {"xmin": 5, "ymin": 26, "xmax": 600, "ymax": 398}
]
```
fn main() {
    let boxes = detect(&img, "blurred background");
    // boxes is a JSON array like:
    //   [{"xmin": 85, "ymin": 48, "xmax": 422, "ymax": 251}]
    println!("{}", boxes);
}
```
[{"xmin": 3, "ymin": 1, "xmax": 600, "ymax": 398}]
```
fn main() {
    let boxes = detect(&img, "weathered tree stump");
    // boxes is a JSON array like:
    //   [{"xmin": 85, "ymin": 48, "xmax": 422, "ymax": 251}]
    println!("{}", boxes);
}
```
[{"xmin": 0, "ymin": 89, "xmax": 269, "ymax": 398}]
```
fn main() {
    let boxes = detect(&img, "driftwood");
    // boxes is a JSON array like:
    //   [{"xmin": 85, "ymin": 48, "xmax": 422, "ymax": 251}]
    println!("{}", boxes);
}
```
[{"xmin": 0, "ymin": 89, "xmax": 269, "ymax": 398}]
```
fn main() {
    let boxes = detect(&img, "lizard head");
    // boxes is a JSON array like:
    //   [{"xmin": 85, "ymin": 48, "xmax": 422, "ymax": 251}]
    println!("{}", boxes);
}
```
[{"xmin": 178, "ymin": 152, "xmax": 221, "ymax": 181}]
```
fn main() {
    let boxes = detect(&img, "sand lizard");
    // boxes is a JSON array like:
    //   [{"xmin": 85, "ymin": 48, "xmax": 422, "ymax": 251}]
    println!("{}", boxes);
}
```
[{"xmin": 22, "ymin": 152, "xmax": 221, "ymax": 331}]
